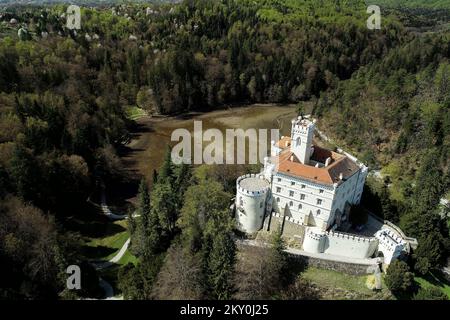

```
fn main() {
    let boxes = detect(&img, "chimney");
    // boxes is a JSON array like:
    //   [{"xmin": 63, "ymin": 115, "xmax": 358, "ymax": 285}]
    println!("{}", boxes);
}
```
[
  {"xmin": 290, "ymin": 155, "xmax": 294, "ymax": 162},
  {"xmin": 325, "ymin": 157, "xmax": 331, "ymax": 167},
  {"xmin": 339, "ymin": 173, "xmax": 343, "ymax": 180}
]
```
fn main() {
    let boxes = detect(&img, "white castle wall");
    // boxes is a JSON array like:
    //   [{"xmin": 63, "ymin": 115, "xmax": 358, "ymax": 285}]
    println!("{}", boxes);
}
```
[
  {"xmin": 323, "ymin": 230, "xmax": 379, "ymax": 259},
  {"xmin": 235, "ymin": 174, "xmax": 270, "ymax": 233},
  {"xmin": 303, "ymin": 227, "xmax": 378, "ymax": 259}
]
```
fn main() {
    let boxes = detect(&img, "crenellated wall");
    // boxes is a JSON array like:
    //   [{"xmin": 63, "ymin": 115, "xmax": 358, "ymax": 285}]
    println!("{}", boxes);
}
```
[
  {"xmin": 265, "ymin": 216, "xmax": 379, "ymax": 260},
  {"xmin": 236, "ymin": 174, "xmax": 271, "ymax": 197},
  {"xmin": 322, "ymin": 230, "xmax": 379, "ymax": 259}
]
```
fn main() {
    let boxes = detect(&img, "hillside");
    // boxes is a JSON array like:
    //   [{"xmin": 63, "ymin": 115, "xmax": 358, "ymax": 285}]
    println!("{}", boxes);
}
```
[
  {"xmin": 0, "ymin": 0, "xmax": 448, "ymax": 301},
  {"xmin": 372, "ymin": 0, "xmax": 450, "ymax": 9}
]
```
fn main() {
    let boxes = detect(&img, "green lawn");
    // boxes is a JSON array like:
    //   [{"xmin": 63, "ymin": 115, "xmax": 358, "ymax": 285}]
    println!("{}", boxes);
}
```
[
  {"xmin": 118, "ymin": 249, "xmax": 138, "ymax": 266},
  {"xmin": 415, "ymin": 272, "xmax": 450, "ymax": 299},
  {"xmin": 86, "ymin": 220, "xmax": 130, "ymax": 261},
  {"xmin": 301, "ymin": 267, "xmax": 392, "ymax": 299}
]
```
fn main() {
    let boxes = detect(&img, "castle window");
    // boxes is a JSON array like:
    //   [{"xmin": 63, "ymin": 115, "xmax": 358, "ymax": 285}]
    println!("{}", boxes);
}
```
[
  {"xmin": 276, "ymin": 197, "xmax": 280, "ymax": 203},
  {"xmin": 289, "ymin": 201, "xmax": 293, "ymax": 207},
  {"xmin": 317, "ymin": 209, "xmax": 321, "ymax": 215},
  {"xmin": 276, "ymin": 187, "xmax": 281, "ymax": 193},
  {"xmin": 300, "ymin": 194, "xmax": 305, "ymax": 200},
  {"xmin": 291, "ymin": 181, "xmax": 295, "ymax": 186},
  {"xmin": 301, "ymin": 184, "xmax": 306, "ymax": 189},
  {"xmin": 260, "ymin": 202, "xmax": 263, "ymax": 208},
  {"xmin": 289, "ymin": 190, "xmax": 294, "ymax": 197},
  {"xmin": 317, "ymin": 199, "xmax": 322, "ymax": 205},
  {"xmin": 277, "ymin": 178, "xmax": 281, "ymax": 182},
  {"xmin": 319, "ymin": 189, "xmax": 324, "ymax": 194},
  {"xmin": 298, "ymin": 204, "xmax": 302, "ymax": 210}
]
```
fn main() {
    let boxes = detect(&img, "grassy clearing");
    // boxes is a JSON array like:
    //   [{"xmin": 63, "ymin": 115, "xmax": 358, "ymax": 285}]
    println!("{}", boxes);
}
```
[
  {"xmin": 118, "ymin": 249, "xmax": 138, "ymax": 266},
  {"xmin": 85, "ymin": 220, "xmax": 130, "ymax": 261},
  {"xmin": 302, "ymin": 267, "xmax": 370, "ymax": 293},
  {"xmin": 415, "ymin": 272, "xmax": 450, "ymax": 299},
  {"xmin": 124, "ymin": 106, "xmax": 147, "ymax": 121},
  {"xmin": 301, "ymin": 267, "xmax": 392, "ymax": 300}
]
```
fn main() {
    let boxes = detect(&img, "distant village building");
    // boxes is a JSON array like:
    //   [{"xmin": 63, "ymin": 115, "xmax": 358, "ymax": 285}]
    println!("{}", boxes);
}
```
[{"xmin": 234, "ymin": 116, "xmax": 414, "ymax": 265}]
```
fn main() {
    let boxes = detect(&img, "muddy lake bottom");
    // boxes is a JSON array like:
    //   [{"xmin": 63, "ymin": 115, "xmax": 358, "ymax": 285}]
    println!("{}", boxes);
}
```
[{"xmin": 109, "ymin": 104, "xmax": 299, "ymax": 210}]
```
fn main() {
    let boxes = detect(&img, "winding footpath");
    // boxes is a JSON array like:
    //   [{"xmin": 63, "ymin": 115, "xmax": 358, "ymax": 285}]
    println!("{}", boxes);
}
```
[{"xmin": 88, "ymin": 189, "xmax": 132, "ymax": 300}]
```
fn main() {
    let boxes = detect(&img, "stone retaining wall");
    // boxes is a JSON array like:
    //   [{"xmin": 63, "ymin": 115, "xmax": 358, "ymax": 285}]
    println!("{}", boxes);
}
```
[{"xmin": 287, "ymin": 252, "xmax": 375, "ymax": 275}]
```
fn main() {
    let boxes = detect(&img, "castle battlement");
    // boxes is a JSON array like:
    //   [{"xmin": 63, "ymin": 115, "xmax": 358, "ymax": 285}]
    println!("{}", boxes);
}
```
[
  {"xmin": 271, "ymin": 212, "xmax": 282, "ymax": 218},
  {"xmin": 236, "ymin": 174, "xmax": 270, "ymax": 197},
  {"xmin": 375, "ymin": 229, "xmax": 406, "ymax": 251},
  {"xmin": 291, "ymin": 116, "xmax": 315, "ymax": 134},
  {"xmin": 306, "ymin": 228, "xmax": 326, "ymax": 241},
  {"xmin": 285, "ymin": 215, "xmax": 303, "ymax": 226},
  {"xmin": 325, "ymin": 230, "xmax": 378, "ymax": 243}
]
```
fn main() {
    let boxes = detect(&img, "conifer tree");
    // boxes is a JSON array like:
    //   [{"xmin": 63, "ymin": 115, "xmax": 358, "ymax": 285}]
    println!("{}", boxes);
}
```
[
  {"xmin": 207, "ymin": 227, "xmax": 236, "ymax": 300},
  {"xmin": 414, "ymin": 150, "xmax": 443, "ymax": 214},
  {"xmin": 138, "ymin": 179, "xmax": 150, "ymax": 230},
  {"xmin": 159, "ymin": 145, "xmax": 174, "ymax": 183},
  {"xmin": 152, "ymin": 169, "xmax": 158, "ymax": 185},
  {"xmin": 269, "ymin": 228, "xmax": 288, "ymax": 285}
]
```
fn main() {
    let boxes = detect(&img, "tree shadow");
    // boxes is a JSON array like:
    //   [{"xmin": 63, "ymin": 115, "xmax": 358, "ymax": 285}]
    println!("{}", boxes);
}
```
[
  {"xmin": 66, "ymin": 216, "xmax": 127, "ymax": 238},
  {"xmin": 423, "ymin": 271, "xmax": 450, "ymax": 289},
  {"xmin": 81, "ymin": 245, "xmax": 118, "ymax": 260}
]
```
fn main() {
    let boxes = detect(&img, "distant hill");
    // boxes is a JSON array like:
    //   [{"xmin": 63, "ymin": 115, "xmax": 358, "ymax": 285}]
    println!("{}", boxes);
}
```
[
  {"xmin": 370, "ymin": 0, "xmax": 450, "ymax": 9},
  {"xmin": 0, "ymin": 0, "xmax": 179, "ymax": 5}
]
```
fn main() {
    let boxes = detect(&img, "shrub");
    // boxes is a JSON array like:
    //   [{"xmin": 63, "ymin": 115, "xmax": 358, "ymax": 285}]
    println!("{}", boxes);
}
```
[{"xmin": 385, "ymin": 260, "xmax": 414, "ymax": 295}]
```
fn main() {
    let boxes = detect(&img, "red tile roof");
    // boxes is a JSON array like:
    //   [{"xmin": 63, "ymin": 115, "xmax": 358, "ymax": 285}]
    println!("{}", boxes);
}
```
[{"xmin": 275, "ymin": 145, "xmax": 360, "ymax": 185}]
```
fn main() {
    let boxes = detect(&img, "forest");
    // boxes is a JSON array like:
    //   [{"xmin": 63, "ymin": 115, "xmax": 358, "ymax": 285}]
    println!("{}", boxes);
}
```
[{"xmin": 0, "ymin": 0, "xmax": 449, "ymax": 300}]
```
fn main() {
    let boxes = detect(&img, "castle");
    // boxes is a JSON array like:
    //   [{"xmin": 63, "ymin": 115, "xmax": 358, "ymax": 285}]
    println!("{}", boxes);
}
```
[{"xmin": 235, "ymin": 116, "xmax": 413, "ymax": 265}]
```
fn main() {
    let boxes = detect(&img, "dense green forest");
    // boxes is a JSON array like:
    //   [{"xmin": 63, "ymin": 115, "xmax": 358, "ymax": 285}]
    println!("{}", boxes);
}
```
[
  {"xmin": 373, "ymin": 0, "xmax": 450, "ymax": 9},
  {"xmin": 0, "ymin": 0, "xmax": 449, "ymax": 300}
]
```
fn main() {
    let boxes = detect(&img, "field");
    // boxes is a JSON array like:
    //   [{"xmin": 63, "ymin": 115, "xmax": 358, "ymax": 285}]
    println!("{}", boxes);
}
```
[
  {"xmin": 124, "ymin": 106, "xmax": 148, "ymax": 121},
  {"xmin": 301, "ymin": 267, "xmax": 393, "ymax": 300},
  {"xmin": 86, "ymin": 220, "xmax": 130, "ymax": 261},
  {"xmin": 415, "ymin": 273, "xmax": 450, "ymax": 299}
]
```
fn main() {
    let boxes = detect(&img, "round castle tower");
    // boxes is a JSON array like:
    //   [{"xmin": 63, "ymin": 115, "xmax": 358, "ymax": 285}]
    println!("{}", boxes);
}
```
[
  {"xmin": 303, "ymin": 227, "xmax": 326, "ymax": 253},
  {"xmin": 235, "ymin": 174, "xmax": 271, "ymax": 233}
]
